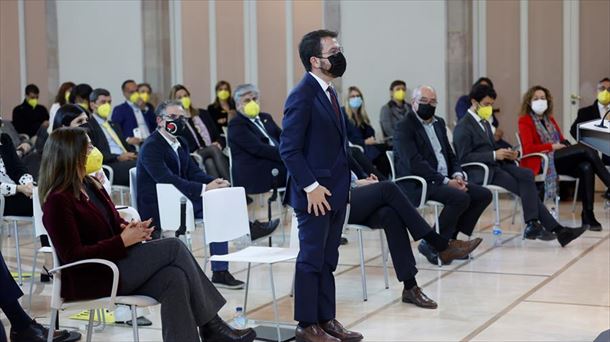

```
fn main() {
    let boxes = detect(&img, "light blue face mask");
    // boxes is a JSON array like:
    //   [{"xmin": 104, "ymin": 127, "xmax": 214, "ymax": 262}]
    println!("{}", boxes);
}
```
[{"xmin": 349, "ymin": 96, "xmax": 363, "ymax": 109}]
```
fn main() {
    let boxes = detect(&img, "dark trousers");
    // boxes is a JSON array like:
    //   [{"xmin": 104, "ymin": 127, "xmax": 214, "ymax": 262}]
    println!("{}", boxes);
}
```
[
  {"xmin": 196, "ymin": 146, "xmax": 230, "ymax": 181},
  {"xmin": 349, "ymin": 181, "xmax": 430, "ymax": 281},
  {"xmin": 294, "ymin": 205, "xmax": 346, "ymax": 324},
  {"xmin": 554, "ymin": 144, "xmax": 610, "ymax": 212},
  {"xmin": 0, "ymin": 251, "xmax": 24, "ymax": 308},
  {"xmin": 3, "ymin": 192, "xmax": 32, "ymax": 217},
  {"xmin": 116, "ymin": 238, "xmax": 226, "ymax": 342},
  {"xmin": 350, "ymin": 147, "xmax": 386, "ymax": 180},
  {"xmin": 106, "ymin": 159, "xmax": 137, "ymax": 186},
  {"xmin": 491, "ymin": 163, "xmax": 558, "ymax": 230},
  {"xmin": 427, "ymin": 183, "xmax": 492, "ymax": 239}
]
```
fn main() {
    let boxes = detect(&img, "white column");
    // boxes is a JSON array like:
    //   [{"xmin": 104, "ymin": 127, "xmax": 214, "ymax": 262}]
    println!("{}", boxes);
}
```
[
  {"xmin": 169, "ymin": 0, "xmax": 183, "ymax": 84},
  {"xmin": 472, "ymin": 0, "xmax": 487, "ymax": 79},
  {"xmin": 563, "ymin": 0, "xmax": 579, "ymax": 139},
  {"xmin": 243, "ymin": 0, "xmax": 258, "ymax": 85},
  {"xmin": 285, "ymin": 0, "xmax": 294, "ymax": 91},
  {"xmin": 18, "ymin": 0, "xmax": 27, "ymax": 91},
  {"xmin": 520, "ymin": 0, "xmax": 528, "ymax": 95},
  {"xmin": 209, "ymin": 0, "xmax": 218, "ymax": 100}
]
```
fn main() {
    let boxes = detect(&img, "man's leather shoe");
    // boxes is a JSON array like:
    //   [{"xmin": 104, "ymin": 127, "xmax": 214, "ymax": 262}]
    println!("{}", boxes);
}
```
[
  {"xmin": 200, "ymin": 315, "xmax": 256, "ymax": 342},
  {"xmin": 556, "ymin": 226, "xmax": 587, "ymax": 247},
  {"xmin": 418, "ymin": 240, "xmax": 441, "ymax": 265},
  {"xmin": 249, "ymin": 219, "xmax": 279, "ymax": 240},
  {"xmin": 523, "ymin": 221, "xmax": 556, "ymax": 241},
  {"xmin": 320, "ymin": 319, "xmax": 363, "ymax": 342},
  {"xmin": 402, "ymin": 286, "xmax": 438, "ymax": 309},
  {"xmin": 438, "ymin": 238, "xmax": 482, "ymax": 264},
  {"xmin": 296, "ymin": 324, "xmax": 340, "ymax": 342},
  {"xmin": 10, "ymin": 320, "xmax": 79, "ymax": 342},
  {"xmin": 582, "ymin": 211, "xmax": 602, "ymax": 232}
]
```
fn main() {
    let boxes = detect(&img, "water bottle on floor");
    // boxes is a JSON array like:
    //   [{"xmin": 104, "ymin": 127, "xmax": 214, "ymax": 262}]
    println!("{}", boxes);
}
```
[
  {"xmin": 492, "ymin": 227, "xmax": 503, "ymax": 246},
  {"xmin": 232, "ymin": 307, "xmax": 247, "ymax": 329}
]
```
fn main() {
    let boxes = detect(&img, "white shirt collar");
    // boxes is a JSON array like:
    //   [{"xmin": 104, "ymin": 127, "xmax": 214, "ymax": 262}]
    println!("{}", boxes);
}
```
[
  {"xmin": 159, "ymin": 130, "xmax": 181, "ymax": 152},
  {"xmin": 598, "ymin": 101, "xmax": 609, "ymax": 117},
  {"xmin": 309, "ymin": 71, "xmax": 332, "ymax": 92}
]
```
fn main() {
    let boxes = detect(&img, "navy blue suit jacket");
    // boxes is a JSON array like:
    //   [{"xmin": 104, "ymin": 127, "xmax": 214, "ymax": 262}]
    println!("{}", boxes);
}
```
[
  {"xmin": 228, "ymin": 112, "xmax": 286, "ymax": 194},
  {"xmin": 111, "ymin": 102, "xmax": 156, "ymax": 139},
  {"xmin": 136, "ymin": 130, "xmax": 215, "ymax": 229},
  {"xmin": 279, "ymin": 73, "xmax": 350, "ymax": 211}
]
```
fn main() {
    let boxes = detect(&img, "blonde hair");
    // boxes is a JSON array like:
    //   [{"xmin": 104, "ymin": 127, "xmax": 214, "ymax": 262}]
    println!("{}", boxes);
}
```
[{"xmin": 344, "ymin": 86, "xmax": 371, "ymax": 127}]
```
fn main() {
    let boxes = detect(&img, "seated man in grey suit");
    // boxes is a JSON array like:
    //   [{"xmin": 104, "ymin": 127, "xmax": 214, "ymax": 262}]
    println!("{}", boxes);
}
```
[{"xmin": 453, "ymin": 84, "xmax": 585, "ymax": 248}]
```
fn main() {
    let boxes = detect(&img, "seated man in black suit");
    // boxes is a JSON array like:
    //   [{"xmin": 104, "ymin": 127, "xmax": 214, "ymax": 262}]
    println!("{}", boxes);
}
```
[
  {"xmin": 453, "ymin": 84, "xmax": 585, "ymax": 247},
  {"xmin": 570, "ymin": 77, "xmax": 610, "ymax": 200},
  {"xmin": 88, "ymin": 88, "xmax": 137, "ymax": 186},
  {"xmin": 228, "ymin": 84, "xmax": 287, "ymax": 194},
  {"xmin": 394, "ymin": 85, "xmax": 492, "ymax": 264}
]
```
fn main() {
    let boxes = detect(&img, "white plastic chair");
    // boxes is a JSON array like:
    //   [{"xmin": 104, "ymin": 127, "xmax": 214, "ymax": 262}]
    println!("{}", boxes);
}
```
[
  {"xmin": 102, "ymin": 165, "xmax": 129, "ymax": 205},
  {"xmin": 0, "ymin": 193, "xmax": 34, "ymax": 285},
  {"xmin": 155, "ymin": 184, "xmax": 198, "ymax": 250},
  {"xmin": 129, "ymin": 167, "xmax": 137, "ymax": 210},
  {"xmin": 204, "ymin": 187, "xmax": 298, "ymax": 342}
]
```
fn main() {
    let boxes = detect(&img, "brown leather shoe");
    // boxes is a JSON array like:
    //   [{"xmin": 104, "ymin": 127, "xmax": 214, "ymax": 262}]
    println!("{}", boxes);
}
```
[
  {"xmin": 295, "ymin": 324, "xmax": 340, "ymax": 342},
  {"xmin": 438, "ymin": 238, "xmax": 482, "ymax": 264},
  {"xmin": 402, "ymin": 286, "xmax": 438, "ymax": 309},
  {"xmin": 320, "ymin": 319, "xmax": 363, "ymax": 342}
]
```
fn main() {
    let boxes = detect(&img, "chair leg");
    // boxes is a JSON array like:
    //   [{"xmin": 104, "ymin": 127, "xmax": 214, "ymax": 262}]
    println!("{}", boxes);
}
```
[
  {"xmin": 28, "ymin": 248, "xmax": 39, "ymax": 313},
  {"xmin": 47, "ymin": 309, "xmax": 58, "ymax": 342},
  {"xmin": 86, "ymin": 309, "xmax": 95, "ymax": 342},
  {"xmin": 131, "ymin": 305, "xmax": 140, "ymax": 342},
  {"xmin": 511, "ymin": 196, "xmax": 519, "ymax": 224},
  {"xmin": 379, "ymin": 230, "xmax": 389, "ymax": 289},
  {"xmin": 289, "ymin": 270, "xmax": 295, "ymax": 298},
  {"xmin": 572, "ymin": 179, "xmax": 580, "ymax": 213},
  {"xmin": 13, "ymin": 221, "xmax": 23, "ymax": 285},
  {"xmin": 492, "ymin": 191, "xmax": 501, "ymax": 231},
  {"xmin": 357, "ymin": 230, "xmax": 368, "ymax": 301},
  {"xmin": 434, "ymin": 205, "xmax": 441, "ymax": 268},
  {"xmin": 268, "ymin": 264, "xmax": 281, "ymax": 342},
  {"xmin": 244, "ymin": 263, "xmax": 251, "ymax": 314}
]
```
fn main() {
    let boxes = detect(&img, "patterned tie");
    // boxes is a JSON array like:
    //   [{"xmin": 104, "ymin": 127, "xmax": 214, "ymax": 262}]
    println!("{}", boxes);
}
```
[
  {"xmin": 102, "ymin": 121, "xmax": 127, "ymax": 153},
  {"xmin": 327, "ymin": 87, "xmax": 341, "ymax": 119}
]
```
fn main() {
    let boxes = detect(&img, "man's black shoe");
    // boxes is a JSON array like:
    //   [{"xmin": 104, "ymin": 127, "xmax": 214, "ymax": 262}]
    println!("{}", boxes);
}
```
[
  {"xmin": 249, "ymin": 219, "xmax": 279, "ymax": 240},
  {"xmin": 212, "ymin": 271, "xmax": 245, "ymax": 289}
]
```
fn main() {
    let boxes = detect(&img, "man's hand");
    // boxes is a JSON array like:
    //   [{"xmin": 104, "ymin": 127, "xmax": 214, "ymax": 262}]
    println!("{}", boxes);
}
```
[
  {"xmin": 495, "ymin": 148, "xmax": 517, "ymax": 161},
  {"xmin": 127, "ymin": 137, "xmax": 142, "ymax": 146},
  {"xmin": 206, "ymin": 178, "xmax": 230, "ymax": 191},
  {"xmin": 307, "ymin": 185, "xmax": 332, "ymax": 216},
  {"xmin": 117, "ymin": 152, "xmax": 137, "ymax": 161},
  {"xmin": 552, "ymin": 143, "xmax": 566, "ymax": 151},
  {"xmin": 367, "ymin": 174, "xmax": 378, "ymax": 182},
  {"xmin": 447, "ymin": 179, "xmax": 467, "ymax": 191},
  {"xmin": 17, "ymin": 183, "xmax": 33, "ymax": 198},
  {"xmin": 212, "ymin": 141, "xmax": 223, "ymax": 150},
  {"xmin": 364, "ymin": 137, "xmax": 376, "ymax": 145},
  {"xmin": 16, "ymin": 143, "xmax": 31, "ymax": 155}
]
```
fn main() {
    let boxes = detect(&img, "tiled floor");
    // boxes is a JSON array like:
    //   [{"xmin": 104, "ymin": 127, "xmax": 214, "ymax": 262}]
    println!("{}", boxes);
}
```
[{"xmin": 2, "ymin": 193, "xmax": 609, "ymax": 341}]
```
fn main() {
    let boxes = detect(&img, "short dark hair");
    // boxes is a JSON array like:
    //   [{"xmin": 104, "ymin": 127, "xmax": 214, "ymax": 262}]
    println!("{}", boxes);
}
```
[
  {"xmin": 53, "ymin": 104, "xmax": 86, "ymax": 130},
  {"xmin": 25, "ymin": 84, "xmax": 39, "ymax": 95},
  {"xmin": 473, "ymin": 77, "xmax": 494, "ymax": 89},
  {"xmin": 298, "ymin": 29, "xmax": 338, "ymax": 72},
  {"xmin": 121, "ymin": 79, "xmax": 136, "ymax": 91},
  {"xmin": 89, "ymin": 88, "xmax": 111, "ymax": 103},
  {"xmin": 389, "ymin": 80, "xmax": 406, "ymax": 91},
  {"xmin": 138, "ymin": 83, "xmax": 152, "ymax": 92},
  {"xmin": 69, "ymin": 83, "xmax": 92, "ymax": 103},
  {"xmin": 600, "ymin": 77, "xmax": 610, "ymax": 84},
  {"xmin": 469, "ymin": 84, "xmax": 497, "ymax": 102}
]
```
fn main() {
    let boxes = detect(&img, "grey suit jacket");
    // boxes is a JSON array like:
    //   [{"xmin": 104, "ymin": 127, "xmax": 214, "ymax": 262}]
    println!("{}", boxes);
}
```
[{"xmin": 453, "ymin": 112, "xmax": 499, "ymax": 184}]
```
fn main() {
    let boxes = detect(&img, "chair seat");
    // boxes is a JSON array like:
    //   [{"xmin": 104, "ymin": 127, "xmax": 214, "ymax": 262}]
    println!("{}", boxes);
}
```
[
  {"xmin": 112, "ymin": 185, "xmax": 130, "ymax": 191},
  {"xmin": 426, "ymin": 200, "xmax": 444, "ymax": 207},
  {"xmin": 559, "ymin": 175, "xmax": 578, "ymax": 181},
  {"xmin": 61, "ymin": 295, "xmax": 158, "ymax": 311},
  {"xmin": 209, "ymin": 246, "xmax": 298, "ymax": 264},
  {"xmin": 2, "ymin": 216, "xmax": 33, "ymax": 222},
  {"xmin": 38, "ymin": 246, "xmax": 53, "ymax": 253},
  {"xmin": 485, "ymin": 185, "xmax": 511, "ymax": 193},
  {"xmin": 534, "ymin": 175, "xmax": 545, "ymax": 182},
  {"xmin": 346, "ymin": 224, "xmax": 377, "ymax": 231},
  {"xmin": 115, "ymin": 295, "xmax": 159, "ymax": 307}
]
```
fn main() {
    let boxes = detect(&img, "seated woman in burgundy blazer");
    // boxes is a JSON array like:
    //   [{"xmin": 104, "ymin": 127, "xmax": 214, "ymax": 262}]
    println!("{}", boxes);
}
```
[
  {"xmin": 517, "ymin": 85, "xmax": 610, "ymax": 231},
  {"xmin": 38, "ymin": 127, "xmax": 255, "ymax": 342}
]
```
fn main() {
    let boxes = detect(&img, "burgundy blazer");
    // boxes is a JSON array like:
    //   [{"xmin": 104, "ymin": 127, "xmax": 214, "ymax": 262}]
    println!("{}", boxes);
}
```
[{"xmin": 42, "ymin": 180, "xmax": 127, "ymax": 301}]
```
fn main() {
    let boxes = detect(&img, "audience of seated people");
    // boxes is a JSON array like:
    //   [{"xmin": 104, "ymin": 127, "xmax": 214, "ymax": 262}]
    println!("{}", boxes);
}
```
[
  {"xmin": 48, "ymin": 81, "xmax": 75, "ymax": 133},
  {"xmin": 69, "ymin": 83, "xmax": 93, "ymax": 114},
  {"xmin": 518, "ymin": 85, "xmax": 610, "ymax": 231},
  {"xmin": 207, "ymin": 80, "xmax": 237, "ymax": 133},
  {"xmin": 227, "ymin": 83, "xmax": 287, "ymax": 195},
  {"xmin": 137, "ymin": 82, "xmax": 156, "ymax": 113},
  {"xmin": 379, "ymin": 79, "xmax": 412, "ymax": 144},
  {"xmin": 38, "ymin": 127, "xmax": 256, "ymax": 342},
  {"xmin": 12, "ymin": 84, "xmax": 49, "ymax": 139},
  {"xmin": 0, "ymin": 130, "xmax": 34, "ymax": 217},
  {"xmin": 168, "ymin": 84, "xmax": 230, "ymax": 180},
  {"xmin": 111, "ymin": 79, "xmax": 157, "ymax": 147},
  {"xmin": 344, "ymin": 86, "xmax": 391, "ymax": 177},
  {"xmin": 453, "ymin": 84, "xmax": 586, "ymax": 247},
  {"xmin": 394, "ymin": 85, "xmax": 493, "ymax": 264}
]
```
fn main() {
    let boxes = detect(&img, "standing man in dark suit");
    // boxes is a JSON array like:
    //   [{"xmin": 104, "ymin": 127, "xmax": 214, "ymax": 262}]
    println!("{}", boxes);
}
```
[
  {"xmin": 228, "ymin": 83, "xmax": 286, "ymax": 195},
  {"xmin": 394, "ymin": 85, "xmax": 491, "ymax": 264},
  {"xmin": 280, "ymin": 30, "xmax": 362, "ymax": 342},
  {"xmin": 136, "ymin": 100, "xmax": 246, "ymax": 289},
  {"xmin": 88, "ymin": 88, "xmax": 137, "ymax": 186},
  {"xmin": 453, "ymin": 85, "xmax": 586, "ymax": 247},
  {"xmin": 111, "ymin": 80, "xmax": 156, "ymax": 147},
  {"xmin": 570, "ymin": 77, "xmax": 610, "ymax": 200}
]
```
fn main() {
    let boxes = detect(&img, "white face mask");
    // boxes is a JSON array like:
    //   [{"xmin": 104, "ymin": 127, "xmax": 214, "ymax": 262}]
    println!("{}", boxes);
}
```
[{"xmin": 531, "ymin": 99, "xmax": 548, "ymax": 115}]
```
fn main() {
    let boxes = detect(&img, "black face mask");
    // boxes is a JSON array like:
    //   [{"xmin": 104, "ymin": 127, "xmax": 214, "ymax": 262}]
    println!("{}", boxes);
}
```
[
  {"xmin": 164, "ymin": 117, "xmax": 186, "ymax": 136},
  {"xmin": 416, "ymin": 103, "xmax": 436, "ymax": 121},
  {"xmin": 78, "ymin": 122, "xmax": 91, "ymax": 134},
  {"xmin": 322, "ymin": 52, "xmax": 347, "ymax": 78}
]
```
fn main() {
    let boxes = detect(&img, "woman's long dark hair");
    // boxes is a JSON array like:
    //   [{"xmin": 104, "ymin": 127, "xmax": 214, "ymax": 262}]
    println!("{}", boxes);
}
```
[
  {"xmin": 53, "ymin": 104, "xmax": 87, "ymax": 130},
  {"xmin": 54, "ymin": 82, "xmax": 75, "ymax": 106}
]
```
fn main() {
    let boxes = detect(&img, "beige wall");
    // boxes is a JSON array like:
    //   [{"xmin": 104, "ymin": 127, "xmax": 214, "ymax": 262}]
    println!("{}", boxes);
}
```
[
  {"xmin": 487, "ymin": 0, "xmax": 521, "ymax": 145},
  {"xmin": 292, "ymin": 0, "xmax": 324, "ymax": 86},
  {"xmin": 579, "ymin": 0, "xmax": 610, "ymax": 107},
  {"xmin": 181, "ymin": 0, "xmax": 211, "ymax": 107},
  {"xmin": 216, "ymin": 1, "xmax": 245, "ymax": 92},
  {"xmin": 1, "ymin": 0, "xmax": 21, "ymax": 120},
  {"xmin": 25, "ymin": 0, "xmax": 49, "ymax": 108}
]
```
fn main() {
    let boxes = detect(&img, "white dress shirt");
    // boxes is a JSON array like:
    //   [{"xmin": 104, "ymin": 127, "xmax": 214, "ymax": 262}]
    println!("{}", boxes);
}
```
[
  {"xmin": 598, "ymin": 101, "xmax": 610, "ymax": 120},
  {"xmin": 129, "ymin": 102, "xmax": 151, "ymax": 138},
  {"xmin": 249, "ymin": 116, "xmax": 276, "ymax": 146}
]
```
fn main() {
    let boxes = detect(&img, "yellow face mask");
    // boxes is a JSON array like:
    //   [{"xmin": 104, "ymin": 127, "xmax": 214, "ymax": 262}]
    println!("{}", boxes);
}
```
[
  {"xmin": 139, "ymin": 92, "xmax": 150, "ymax": 103},
  {"xmin": 243, "ymin": 101, "xmax": 260, "ymax": 118},
  {"xmin": 78, "ymin": 102, "xmax": 89, "ymax": 111},
  {"xmin": 97, "ymin": 103, "xmax": 112, "ymax": 119},
  {"xmin": 217, "ymin": 90, "xmax": 230, "ymax": 101},
  {"xmin": 180, "ymin": 96, "xmax": 192, "ymax": 110},
  {"xmin": 64, "ymin": 91, "xmax": 71, "ymax": 103},
  {"xmin": 129, "ymin": 92, "xmax": 140, "ymax": 104},
  {"xmin": 476, "ymin": 104, "xmax": 494, "ymax": 121},
  {"xmin": 392, "ymin": 89, "xmax": 406, "ymax": 102},
  {"xmin": 85, "ymin": 147, "xmax": 104, "ymax": 174},
  {"xmin": 597, "ymin": 89, "xmax": 610, "ymax": 106},
  {"xmin": 27, "ymin": 98, "xmax": 38, "ymax": 108}
]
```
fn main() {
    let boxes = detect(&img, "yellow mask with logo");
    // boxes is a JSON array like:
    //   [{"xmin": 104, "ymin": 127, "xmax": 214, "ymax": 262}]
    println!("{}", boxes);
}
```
[
  {"xmin": 392, "ymin": 89, "xmax": 406, "ymax": 102},
  {"xmin": 139, "ymin": 92, "xmax": 150, "ymax": 103},
  {"xmin": 27, "ymin": 98, "xmax": 38, "ymax": 108},
  {"xmin": 129, "ymin": 92, "xmax": 140, "ymax": 104},
  {"xmin": 85, "ymin": 147, "xmax": 104, "ymax": 174},
  {"xmin": 181, "ymin": 96, "xmax": 192, "ymax": 110},
  {"xmin": 97, "ymin": 103, "xmax": 112, "ymax": 119},
  {"xmin": 243, "ymin": 101, "xmax": 260, "ymax": 118},
  {"xmin": 597, "ymin": 89, "xmax": 610, "ymax": 106},
  {"xmin": 476, "ymin": 104, "xmax": 493, "ymax": 121},
  {"xmin": 217, "ymin": 90, "xmax": 230, "ymax": 101}
]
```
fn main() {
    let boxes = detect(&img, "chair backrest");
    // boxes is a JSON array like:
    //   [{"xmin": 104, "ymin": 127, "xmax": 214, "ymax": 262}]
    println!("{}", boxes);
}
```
[
  {"xmin": 129, "ymin": 167, "xmax": 137, "ymax": 209},
  {"xmin": 202, "ymin": 187, "xmax": 250, "ymax": 243},
  {"xmin": 32, "ymin": 187, "xmax": 47, "ymax": 238},
  {"xmin": 226, "ymin": 146, "xmax": 234, "ymax": 185},
  {"xmin": 514, "ymin": 132, "xmax": 524, "ymax": 155},
  {"xmin": 155, "ymin": 184, "xmax": 196, "ymax": 232},
  {"xmin": 102, "ymin": 165, "xmax": 114, "ymax": 185},
  {"xmin": 386, "ymin": 150, "xmax": 396, "ymax": 181},
  {"xmin": 289, "ymin": 212, "xmax": 300, "ymax": 249},
  {"xmin": 0, "ymin": 194, "xmax": 5, "ymax": 220}
]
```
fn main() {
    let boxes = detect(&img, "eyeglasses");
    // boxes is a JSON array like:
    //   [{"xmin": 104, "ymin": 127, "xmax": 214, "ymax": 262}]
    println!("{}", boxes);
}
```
[
  {"xmin": 163, "ymin": 113, "xmax": 182, "ymax": 120},
  {"xmin": 317, "ymin": 46, "xmax": 344, "ymax": 58},
  {"xmin": 417, "ymin": 97, "xmax": 438, "ymax": 106}
]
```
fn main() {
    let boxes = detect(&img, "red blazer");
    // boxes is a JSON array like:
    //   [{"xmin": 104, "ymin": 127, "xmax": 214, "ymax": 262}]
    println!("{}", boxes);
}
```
[
  {"xmin": 518, "ymin": 114, "xmax": 565, "ymax": 175},
  {"xmin": 42, "ymin": 179, "xmax": 127, "ymax": 301}
]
